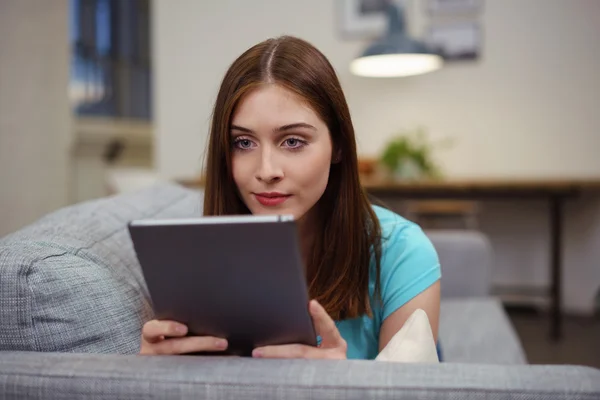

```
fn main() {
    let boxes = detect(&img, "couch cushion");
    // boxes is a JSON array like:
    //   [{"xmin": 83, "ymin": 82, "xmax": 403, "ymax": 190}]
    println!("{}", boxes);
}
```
[
  {"xmin": 426, "ymin": 230, "xmax": 493, "ymax": 298},
  {"xmin": 0, "ymin": 183, "xmax": 202, "ymax": 353},
  {"xmin": 440, "ymin": 298, "xmax": 527, "ymax": 364},
  {"xmin": 2, "ymin": 352, "xmax": 600, "ymax": 400}
]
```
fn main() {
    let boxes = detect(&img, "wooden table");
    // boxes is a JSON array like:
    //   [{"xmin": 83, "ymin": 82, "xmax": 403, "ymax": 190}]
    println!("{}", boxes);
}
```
[
  {"xmin": 361, "ymin": 178, "xmax": 600, "ymax": 341},
  {"xmin": 179, "ymin": 176, "xmax": 600, "ymax": 340}
]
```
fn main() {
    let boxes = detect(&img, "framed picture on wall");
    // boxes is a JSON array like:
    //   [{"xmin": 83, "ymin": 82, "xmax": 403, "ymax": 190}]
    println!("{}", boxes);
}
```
[
  {"xmin": 337, "ymin": 0, "xmax": 410, "ymax": 39},
  {"xmin": 426, "ymin": 22, "xmax": 482, "ymax": 61},
  {"xmin": 427, "ymin": 0, "xmax": 483, "ymax": 15}
]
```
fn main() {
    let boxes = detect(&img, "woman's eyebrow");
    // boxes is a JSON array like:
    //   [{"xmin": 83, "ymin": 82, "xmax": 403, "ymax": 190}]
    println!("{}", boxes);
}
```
[
  {"xmin": 275, "ymin": 123, "xmax": 317, "ymax": 132},
  {"xmin": 231, "ymin": 123, "xmax": 317, "ymax": 134},
  {"xmin": 230, "ymin": 124, "xmax": 253, "ymax": 133}
]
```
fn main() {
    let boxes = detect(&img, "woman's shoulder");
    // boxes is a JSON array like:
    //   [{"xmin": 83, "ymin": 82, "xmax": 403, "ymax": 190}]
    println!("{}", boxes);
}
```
[
  {"xmin": 370, "ymin": 204, "xmax": 441, "ymax": 320},
  {"xmin": 371, "ymin": 204, "xmax": 421, "ymax": 240},
  {"xmin": 371, "ymin": 204, "xmax": 437, "ymax": 258},
  {"xmin": 370, "ymin": 204, "xmax": 440, "ymax": 277}
]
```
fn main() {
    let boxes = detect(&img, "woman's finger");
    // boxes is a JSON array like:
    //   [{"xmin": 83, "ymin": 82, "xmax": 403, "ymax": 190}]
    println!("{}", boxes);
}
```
[
  {"xmin": 252, "ymin": 344, "xmax": 319, "ymax": 359},
  {"xmin": 142, "ymin": 320, "xmax": 187, "ymax": 343},
  {"xmin": 309, "ymin": 300, "xmax": 345, "ymax": 347},
  {"xmin": 250, "ymin": 302, "xmax": 348, "ymax": 360},
  {"xmin": 253, "ymin": 344, "xmax": 346, "ymax": 360},
  {"xmin": 150, "ymin": 336, "xmax": 228, "ymax": 355}
]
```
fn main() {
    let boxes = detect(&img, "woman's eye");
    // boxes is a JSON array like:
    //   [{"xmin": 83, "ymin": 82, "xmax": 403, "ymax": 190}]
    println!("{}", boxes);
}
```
[
  {"xmin": 283, "ymin": 138, "xmax": 304, "ymax": 149},
  {"xmin": 234, "ymin": 138, "xmax": 254, "ymax": 150}
]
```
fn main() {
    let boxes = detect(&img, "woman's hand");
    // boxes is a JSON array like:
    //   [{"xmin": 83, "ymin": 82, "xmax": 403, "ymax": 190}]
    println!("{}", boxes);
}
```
[
  {"xmin": 252, "ymin": 300, "xmax": 347, "ymax": 359},
  {"xmin": 140, "ymin": 319, "xmax": 228, "ymax": 355}
]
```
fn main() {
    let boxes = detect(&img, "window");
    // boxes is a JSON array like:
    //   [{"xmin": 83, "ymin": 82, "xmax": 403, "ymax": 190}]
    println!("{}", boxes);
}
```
[{"xmin": 69, "ymin": 0, "xmax": 152, "ymax": 120}]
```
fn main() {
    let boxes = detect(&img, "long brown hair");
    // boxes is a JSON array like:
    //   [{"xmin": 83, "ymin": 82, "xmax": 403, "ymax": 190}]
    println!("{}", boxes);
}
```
[{"xmin": 203, "ymin": 36, "xmax": 382, "ymax": 320}]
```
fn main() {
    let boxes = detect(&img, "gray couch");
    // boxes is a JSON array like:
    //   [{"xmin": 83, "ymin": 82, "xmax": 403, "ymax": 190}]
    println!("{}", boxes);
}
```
[{"xmin": 1, "ymin": 183, "xmax": 599, "ymax": 399}]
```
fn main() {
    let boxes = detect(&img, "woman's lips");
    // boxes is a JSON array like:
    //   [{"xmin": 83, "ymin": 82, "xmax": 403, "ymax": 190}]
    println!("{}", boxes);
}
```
[{"xmin": 254, "ymin": 193, "xmax": 291, "ymax": 206}]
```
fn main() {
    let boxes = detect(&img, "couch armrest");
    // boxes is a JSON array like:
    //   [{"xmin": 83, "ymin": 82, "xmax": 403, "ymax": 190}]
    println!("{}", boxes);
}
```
[{"xmin": 1, "ymin": 352, "xmax": 599, "ymax": 400}]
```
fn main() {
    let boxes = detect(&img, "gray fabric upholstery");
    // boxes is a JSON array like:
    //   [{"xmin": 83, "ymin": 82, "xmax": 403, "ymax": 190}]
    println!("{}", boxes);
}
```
[
  {"xmin": 440, "ymin": 298, "xmax": 527, "ymax": 364},
  {"xmin": 428, "ymin": 230, "xmax": 525, "ymax": 364},
  {"xmin": 426, "ymin": 229, "xmax": 493, "ymax": 298},
  {"xmin": 0, "ymin": 183, "xmax": 202, "ymax": 353},
  {"xmin": 1, "ymin": 352, "xmax": 599, "ymax": 400}
]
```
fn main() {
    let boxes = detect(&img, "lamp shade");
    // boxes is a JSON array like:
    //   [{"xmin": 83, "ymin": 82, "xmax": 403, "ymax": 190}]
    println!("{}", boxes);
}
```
[{"xmin": 350, "ymin": 2, "xmax": 443, "ymax": 78}]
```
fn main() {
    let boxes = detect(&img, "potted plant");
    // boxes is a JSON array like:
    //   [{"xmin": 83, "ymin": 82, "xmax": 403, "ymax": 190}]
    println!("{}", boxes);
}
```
[{"xmin": 380, "ymin": 127, "xmax": 452, "ymax": 181}]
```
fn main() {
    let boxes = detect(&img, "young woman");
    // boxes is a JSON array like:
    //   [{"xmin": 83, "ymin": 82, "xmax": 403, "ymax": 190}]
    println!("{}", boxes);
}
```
[{"xmin": 140, "ymin": 35, "xmax": 441, "ymax": 360}]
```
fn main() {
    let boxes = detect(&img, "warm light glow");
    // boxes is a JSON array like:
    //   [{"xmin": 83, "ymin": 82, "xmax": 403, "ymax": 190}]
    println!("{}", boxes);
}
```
[{"xmin": 350, "ymin": 53, "xmax": 443, "ymax": 78}]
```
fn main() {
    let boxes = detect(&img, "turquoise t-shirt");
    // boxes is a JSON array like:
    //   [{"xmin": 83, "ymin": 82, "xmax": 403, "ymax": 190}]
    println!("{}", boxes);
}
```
[{"xmin": 333, "ymin": 205, "xmax": 441, "ymax": 360}]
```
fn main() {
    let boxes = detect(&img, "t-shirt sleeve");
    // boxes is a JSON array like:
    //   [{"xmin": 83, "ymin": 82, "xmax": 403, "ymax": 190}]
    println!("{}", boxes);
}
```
[{"xmin": 379, "ymin": 222, "xmax": 441, "ymax": 322}]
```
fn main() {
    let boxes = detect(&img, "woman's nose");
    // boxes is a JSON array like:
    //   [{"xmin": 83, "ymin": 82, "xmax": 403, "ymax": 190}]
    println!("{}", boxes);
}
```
[{"xmin": 255, "ymin": 150, "xmax": 284, "ymax": 183}]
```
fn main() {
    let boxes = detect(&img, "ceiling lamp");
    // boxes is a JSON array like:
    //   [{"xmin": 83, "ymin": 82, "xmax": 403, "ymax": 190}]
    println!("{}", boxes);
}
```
[{"xmin": 350, "ymin": 1, "xmax": 443, "ymax": 78}]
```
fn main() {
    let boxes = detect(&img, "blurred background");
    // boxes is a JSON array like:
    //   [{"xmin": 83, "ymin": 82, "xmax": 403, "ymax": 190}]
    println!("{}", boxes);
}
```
[{"xmin": 0, "ymin": 0, "xmax": 599, "ymax": 366}]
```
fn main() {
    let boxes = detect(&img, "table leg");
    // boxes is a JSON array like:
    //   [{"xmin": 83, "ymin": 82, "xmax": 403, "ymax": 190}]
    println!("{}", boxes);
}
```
[{"xmin": 550, "ymin": 196, "xmax": 563, "ymax": 341}]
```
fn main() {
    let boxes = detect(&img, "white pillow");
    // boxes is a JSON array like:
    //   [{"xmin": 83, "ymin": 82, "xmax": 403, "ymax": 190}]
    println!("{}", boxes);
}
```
[{"xmin": 375, "ymin": 309, "xmax": 439, "ymax": 363}]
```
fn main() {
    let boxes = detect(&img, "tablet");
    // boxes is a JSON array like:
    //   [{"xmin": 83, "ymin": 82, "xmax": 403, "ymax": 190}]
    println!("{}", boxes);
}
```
[{"xmin": 128, "ymin": 214, "xmax": 317, "ymax": 356}]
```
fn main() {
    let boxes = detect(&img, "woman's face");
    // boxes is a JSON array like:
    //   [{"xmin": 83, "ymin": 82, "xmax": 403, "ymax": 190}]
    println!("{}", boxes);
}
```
[{"xmin": 230, "ymin": 84, "xmax": 333, "ymax": 227}]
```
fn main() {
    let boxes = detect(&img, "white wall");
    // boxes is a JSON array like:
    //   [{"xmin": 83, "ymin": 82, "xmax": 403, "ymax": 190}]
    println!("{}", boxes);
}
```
[
  {"xmin": 152, "ymin": 0, "xmax": 600, "ymax": 313},
  {"xmin": 0, "ymin": 0, "xmax": 72, "ymax": 237},
  {"xmin": 152, "ymin": 0, "xmax": 600, "ymax": 180}
]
